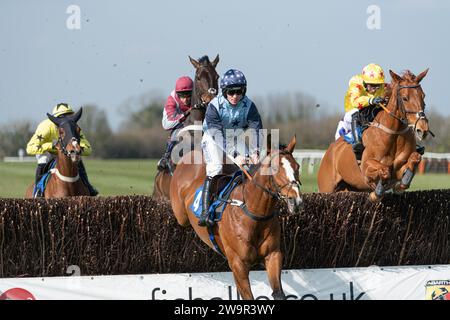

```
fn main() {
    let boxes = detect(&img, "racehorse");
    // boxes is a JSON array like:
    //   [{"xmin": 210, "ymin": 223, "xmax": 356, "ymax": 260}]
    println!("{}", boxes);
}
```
[
  {"xmin": 153, "ymin": 55, "xmax": 219, "ymax": 200},
  {"xmin": 317, "ymin": 69, "xmax": 430, "ymax": 200},
  {"xmin": 25, "ymin": 108, "xmax": 90, "ymax": 198},
  {"xmin": 170, "ymin": 136, "xmax": 303, "ymax": 300}
]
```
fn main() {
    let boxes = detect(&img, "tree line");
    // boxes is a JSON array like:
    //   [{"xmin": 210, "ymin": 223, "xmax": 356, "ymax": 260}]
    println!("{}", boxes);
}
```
[{"xmin": 1, "ymin": 91, "xmax": 449, "ymax": 159}]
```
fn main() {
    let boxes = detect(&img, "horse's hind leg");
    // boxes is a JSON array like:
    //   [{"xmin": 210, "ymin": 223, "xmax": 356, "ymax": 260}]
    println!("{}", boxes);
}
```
[
  {"xmin": 228, "ymin": 255, "xmax": 254, "ymax": 300},
  {"xmin": 265, "ymin": 250, "xmax": 286, "ymax": 300}
]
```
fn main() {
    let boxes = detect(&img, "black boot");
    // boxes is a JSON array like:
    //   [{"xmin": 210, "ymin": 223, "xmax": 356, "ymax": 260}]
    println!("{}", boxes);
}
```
[
  {"xmin": 78, "ymin": 161, "xmax": 98, "ymax": 196},
  {"xmin": 157, "ymin": 141, "xmax": 175, "ymax": 171},
  {"xmin": 34, "ymin": 163, "xmax": 47, "ymax": 197},
  {"xmin": 198, "ymin": 176, "xmax": 214, "ymax": 227},
  {"xmin": 351, "ymin": 112, "xmax": 364, "ymax": 160}
]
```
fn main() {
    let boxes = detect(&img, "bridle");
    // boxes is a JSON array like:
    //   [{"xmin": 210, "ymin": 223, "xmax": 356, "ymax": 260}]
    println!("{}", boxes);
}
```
[
  {"xmin": 235, "ymin": 151, "xmax": 301, "ymax": 221},
  {"xmin": 192, "ymin": 65, "xmax": 218, "ymax": 110},
  {"xmin": 372, "ymin": 83, "xmax": 431, "ymax": 137},
  {"xmin": 396, "ymin": 84, "xmax": 428, "ymax": 134},
  {"xmin": 382, "ymin": 84, "xmax": 427, "ymax": 129},
  {"xmin": 57, "ymin": 122, "xmax": 81, "ymax": 158}
]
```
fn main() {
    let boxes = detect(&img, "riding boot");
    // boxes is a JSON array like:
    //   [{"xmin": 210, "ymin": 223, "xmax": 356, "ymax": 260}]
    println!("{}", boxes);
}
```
[
  {"xmin": 34, "ymin": 163, "xmax": 47, "ymax": 197},
  {"xmin": 351, "ymin": 112, "xmax": 364, "ymax": 160},
  {"xmin": 198, "ymin": 176, "xmax": 214, "ymax": 227},
  {"xmin": 78, "ymin": 161, "xmax": 99, "ymax": 196},
  {"xmin": 157, "ymin": 141, "xmax": 175, "ymax": 171}
]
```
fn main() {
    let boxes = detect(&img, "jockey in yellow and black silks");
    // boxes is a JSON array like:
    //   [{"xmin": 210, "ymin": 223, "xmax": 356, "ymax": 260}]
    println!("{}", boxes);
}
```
[{"xmin": 26, "ymin": 103, "xmax": 98, "ymax": 196}]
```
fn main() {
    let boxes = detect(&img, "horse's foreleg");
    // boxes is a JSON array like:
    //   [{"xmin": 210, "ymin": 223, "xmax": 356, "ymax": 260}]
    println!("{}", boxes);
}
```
[
  {"xmin": 264, "ymin": 250, "xmax": 285, "ymax": 300},
  {"xmin": 228, "ymin": 255, "xmax": 254, "ymax": 300},
  {"xmin": 362, "ymin": 159, "xmax": 391, "ymax": 201},
  {"xmin": 394, "ymin": 152, "xmax": 421, "ymax": 193}
]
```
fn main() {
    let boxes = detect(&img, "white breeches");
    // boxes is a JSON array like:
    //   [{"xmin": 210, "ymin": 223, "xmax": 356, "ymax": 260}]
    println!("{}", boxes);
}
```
[
  {"xmin": 335, "ymin": 109, "xmax": 359, "ymax": 140},
  {"xmin": 201, "ymin": 133, "xmax": 251, "ymax": 177},
  {"xmin": 36, "ymin": 153, "xmax": 55, "ymax": 164}
]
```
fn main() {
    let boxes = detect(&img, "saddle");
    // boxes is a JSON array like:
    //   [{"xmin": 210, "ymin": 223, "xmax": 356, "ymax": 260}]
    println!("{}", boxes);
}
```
[{"xmin": 189, "ymin": 170, "xmax": 243, "ymax": 221}]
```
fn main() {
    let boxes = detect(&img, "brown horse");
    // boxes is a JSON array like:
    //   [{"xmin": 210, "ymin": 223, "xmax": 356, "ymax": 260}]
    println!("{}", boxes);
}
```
[
  {"xmin": 318, "ymin": 69, "xmax": 430, "ymax": 200},
  {"xmin": 170, "ymin": 136, "xmax": 303, "ymax": 300},
  {"xmin": 25, "ymin": 108, "xmax": 90, "ymax": 198},
  {"xmin": 153, "ymin": 55, "xmax": 220, "ymax": 200}
]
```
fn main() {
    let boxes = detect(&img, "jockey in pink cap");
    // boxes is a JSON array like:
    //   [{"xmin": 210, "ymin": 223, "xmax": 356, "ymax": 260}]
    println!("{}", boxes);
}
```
[{"xmin": 157, "ymin": 76, "xmax": 194, "ymax": 171}]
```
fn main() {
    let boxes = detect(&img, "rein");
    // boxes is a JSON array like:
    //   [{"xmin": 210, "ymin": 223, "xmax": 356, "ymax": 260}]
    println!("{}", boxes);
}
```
[{"xmin": 372, "ymin": 83, "xmax": 427, "ymax": 135}]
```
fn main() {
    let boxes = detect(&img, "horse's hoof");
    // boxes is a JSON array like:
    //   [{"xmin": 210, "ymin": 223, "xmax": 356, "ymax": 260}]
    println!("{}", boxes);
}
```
[
  {"xmin": 368, "ymin": 192, "xmax": 380, "ymax": 202},
  {"xmin": 272, "ymin": 291, "xmax": 286, "ymax": 300},
  {"xmin": 393, "ymin": 183, "xmax": 406, "ymax": 194}
]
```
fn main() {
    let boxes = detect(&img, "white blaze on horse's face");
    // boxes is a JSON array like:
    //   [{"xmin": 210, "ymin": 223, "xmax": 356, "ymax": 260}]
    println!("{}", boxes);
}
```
[
  {"xmin": 281, "ymin": 158, "xmax": 300, "ymax": 198},
  {"xmin": 281, "ymin": 157, "xmax": 303, "ymax": 214}
]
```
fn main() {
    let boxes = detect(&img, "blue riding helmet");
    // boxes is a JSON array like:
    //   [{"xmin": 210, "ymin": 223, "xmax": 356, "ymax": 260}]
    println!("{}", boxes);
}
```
[
  {"xmin": 220, "ymin": 69, "xmax": 247, "ymax": 89},
  {"xmin": 220, "ymin": 69, "xmax": 247, "ymax": 97}
]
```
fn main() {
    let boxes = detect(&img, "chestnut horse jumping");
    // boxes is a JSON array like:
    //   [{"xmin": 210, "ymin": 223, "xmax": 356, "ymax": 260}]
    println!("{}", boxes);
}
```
[
  {"xmin": 153, "ymin": 55, "xmax": 219, "ymax": 200},
  {"xmin": 170, "ymin": 136, "xmax": 303, "ymax": 300},
  {"xmin": 25, "ymin": 108, "xmax": 90, "ymax": 198},
  {"xmin": 318, "ymin": 69, "xmax": 430, "ymax": 200}
]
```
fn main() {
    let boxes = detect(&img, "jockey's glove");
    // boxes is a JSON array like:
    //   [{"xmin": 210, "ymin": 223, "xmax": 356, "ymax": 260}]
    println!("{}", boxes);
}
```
[{"xmin": 369, "ymin": 96, "xmax": 384, "ymax": 105}]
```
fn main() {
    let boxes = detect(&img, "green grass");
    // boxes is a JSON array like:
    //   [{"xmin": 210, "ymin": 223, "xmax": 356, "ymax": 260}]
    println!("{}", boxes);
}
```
[{"xmin": 0, "ymin": 159, "xmax": 449, "ymax": 198}]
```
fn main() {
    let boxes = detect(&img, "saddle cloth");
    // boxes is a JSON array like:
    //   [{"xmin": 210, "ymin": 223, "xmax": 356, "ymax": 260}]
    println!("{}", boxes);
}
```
[
  {"xmin": 33, "ymin": 160, "xmax": 57, "ymax": 197},
  {"xmin": 190, "ymin": 171, "xmax": 243, "ymax": 222}
]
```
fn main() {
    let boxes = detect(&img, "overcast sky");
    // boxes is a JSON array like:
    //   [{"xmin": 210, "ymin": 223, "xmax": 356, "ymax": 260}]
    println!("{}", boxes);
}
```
[{"xmin": 1, "ymin": 0, "xmax": 449, "ymax": 130}]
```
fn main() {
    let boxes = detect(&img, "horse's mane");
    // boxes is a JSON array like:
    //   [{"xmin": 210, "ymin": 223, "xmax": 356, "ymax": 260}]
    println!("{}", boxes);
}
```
[
  {"xmin": 198, "ymin": 55, "xmax": 211, "ymax": 66},
  {"xmin": 384, "ymin": 70, "xmax": 417, "ymax": 99},
  {"xmin": 401, "ymin": 70, "xmax": 417, "ymax": 82}
]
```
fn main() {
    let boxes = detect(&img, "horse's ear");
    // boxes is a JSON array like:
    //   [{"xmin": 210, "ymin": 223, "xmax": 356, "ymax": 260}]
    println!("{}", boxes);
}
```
[
  {"xmin": 389, "ymin": 70, "xmax": 402, "ymax": 83},
  {"xmin": 415, "ymin": 68, "xmax": 429, "ymax": 83},
  {"xmin": 47, "ymin": 113, "xmax": 60, "ymax": 126},
  {"xmin": 212, "ymin": 54, "xmax": 219, "ymax": 68},
  {"xmin": 189, "ymin": 56, "xmax": 200, "ymax": 69},
  {"xmin": 286, "ymin": 135, "xmax": 297, "ymax": 153},
  {"xmin": 72, "ymin": 107, "xmax": 83, "ymax": 123}
]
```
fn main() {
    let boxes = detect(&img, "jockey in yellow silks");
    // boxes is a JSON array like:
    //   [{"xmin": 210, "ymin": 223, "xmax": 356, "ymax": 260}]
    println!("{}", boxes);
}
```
[
  {"xmin": 26, "ymin": 103, "xmax": 97, "ymax": 196},
  {"xmin": 335, "ymin": 63, "xmax": 387, "ymax": 159}
]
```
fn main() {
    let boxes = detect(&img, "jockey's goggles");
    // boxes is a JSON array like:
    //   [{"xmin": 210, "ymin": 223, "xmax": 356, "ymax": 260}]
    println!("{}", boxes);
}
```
[{"xmin": 177, "ymin": 91, "xmax": 192, "ymax": 98}]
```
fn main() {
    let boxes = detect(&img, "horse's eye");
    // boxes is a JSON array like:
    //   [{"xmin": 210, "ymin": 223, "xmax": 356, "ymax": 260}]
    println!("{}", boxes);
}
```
[{"xmin": 402, "ymin": 96, "xmax": 408, "ymax": 102}]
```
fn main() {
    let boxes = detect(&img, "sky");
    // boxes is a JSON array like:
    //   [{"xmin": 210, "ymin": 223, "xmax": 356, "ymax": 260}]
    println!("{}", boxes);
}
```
[{"xmin": 1, "ymin": 0, "xmax": 449, "ymax": 130}]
